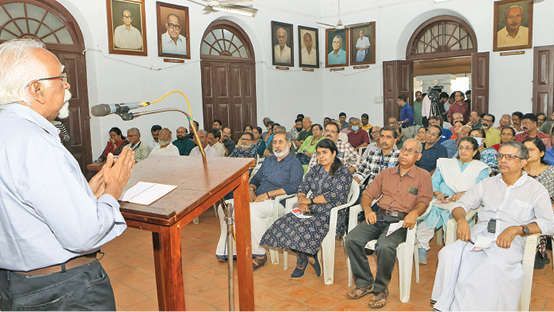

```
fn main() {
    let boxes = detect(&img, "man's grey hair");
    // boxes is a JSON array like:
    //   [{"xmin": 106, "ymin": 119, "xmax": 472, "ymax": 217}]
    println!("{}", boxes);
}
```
[
  {"xmin": 0, "ymin": 39, "xmax": 48, "ymax": 105},
  {"xmin": 505, "ymin": 5, "xmax": 524, "ymax": 18},
  {"xmin": 273, "ymin": 128, "xmax": 291, "ymax": 141},
  {"xmin": 404, "ymin": 138, "xmax": 423, "ymax": 153},
  {"xmin": 127, "ymin": 127, "xmax": 141, "ymax": 136},
  {"xmin": 350, "ymin": 117, "xmax": 360, "ymax": 123},
  {"xmin": 197, "ymin": 129, "xmax": 207, "ymax": 136},
  {"xmin": 500, "ymin": 141, "xmax": 529, "ymax": 160}
]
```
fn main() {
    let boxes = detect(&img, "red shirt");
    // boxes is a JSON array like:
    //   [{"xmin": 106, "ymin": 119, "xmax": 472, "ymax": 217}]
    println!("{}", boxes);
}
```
[
  {"xmin": 348, "ymin": 130, "xmax": 370, "ymax": 148},
  {"xmin": 447, "ymin": 101, "xmax": 469, "ymax": 123},
  {"xmin": 515, "ymin": 131, "xmax": 552, "ymax": 148}
]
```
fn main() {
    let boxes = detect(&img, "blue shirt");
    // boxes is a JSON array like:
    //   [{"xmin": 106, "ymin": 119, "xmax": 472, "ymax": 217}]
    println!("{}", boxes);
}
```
[
  {"xmin": 399, "ymin": 103, "xmax": 414, "ymax": 127},
  {"xmin": 328, "ymin": 49, "xmax": 346, "ymax": 65},
  {"xmin": 545, "ymin": 147, "xmax": 554, "ymax": 166},
  {"xmin": 416, "ymin": 142, "xmax": 448, "ymax": 172},
  {"xmin": 0, "ymin": 104, "xmax": 126, "ymax": 271},
  {"xmin": 439, "ymin": 128, "xmax": 452, "ymax": 144},
  {"xmin": 250, "ymin": 152, "xmax": 303, "ymax": 195}
]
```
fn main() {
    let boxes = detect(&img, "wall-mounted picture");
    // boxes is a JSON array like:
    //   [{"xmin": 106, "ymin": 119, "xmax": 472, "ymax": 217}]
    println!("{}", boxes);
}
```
[
  {"xmin": 271, "ymin": 21, "xmax": 294, "ymax": 67},
  {"xmin": 325, "ymin": 28, "xmax": 349, "ymax": 67},
  {"xmin": 493, "ymin": 0, "xmax": 533, "ymax": 52},
  {"xmin": 298, "ymin": 26, "xmax": 319, "ymax": 68},
  {"xmin": 349, "ymin": 22, "xmax": 375, "ymax": 65},
  {"xmin": 156, "ymin": 2, "xmax": 190, "ymax": 59},
  {"xmin": 107, "ymin": 0, "xmax": 147, "ymax": 56}
]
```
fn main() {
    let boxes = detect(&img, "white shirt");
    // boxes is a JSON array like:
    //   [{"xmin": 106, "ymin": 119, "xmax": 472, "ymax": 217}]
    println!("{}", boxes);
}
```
[
  {"xmin": 356, "ymin": 36, "xmax": 370, "ymax": 50},
  {"xmin": 149, "ymin": 144, "xmax": 180, "ymax": 157},
  {"xmin": 497, "ymin": 26, "xmax": 529, "ymax": 48},
  {"xmin": 190, "ymin": 145, "xmax": 218, "ymax": 158},
  {"xmin": 212, "ymin": 142, "xmax": 226, "ymax": 157},
  {"xmin": 301, "ymin": 47, "xmax": 317, "ymax": 66},
  {"xmin": 274, "ymin": 44, "xmax": 291, "ymax": 64},
  {"xmin": 161, "ymin": 32, "xmax": 187, "ymax": 56},
  {"xmin": 0, "ymin": 104, "xmax": 126, "ymax": 271},
  {"xmin": 114, "ymin": 24, "xmax": 143, "ymax": 50}
]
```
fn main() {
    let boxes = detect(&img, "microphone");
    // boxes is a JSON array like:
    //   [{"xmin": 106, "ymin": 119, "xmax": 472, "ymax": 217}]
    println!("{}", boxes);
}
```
[{"xmin": 90, "ymin": 102, "xmax": 149, "ymax": 117}]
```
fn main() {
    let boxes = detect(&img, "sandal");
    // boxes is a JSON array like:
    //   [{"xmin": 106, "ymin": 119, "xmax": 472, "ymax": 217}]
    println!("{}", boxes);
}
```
[
  {"xmin": 368, "ymin": 292, "xmax": 388, "ymax": 309},
  {"xmin": 291, "ymin": 254, "xmax": 308, "ymax": 279},
  {"xmin": 252, "ymin": 255, "xmax": 267, "ymax": 271},
  {"xmin": 346, "ymin": 286, "xmax": 371, "ymax": 300},
  {"xmin": 309, "ymin": 256, "xmax": 321, "ymax": 277}
]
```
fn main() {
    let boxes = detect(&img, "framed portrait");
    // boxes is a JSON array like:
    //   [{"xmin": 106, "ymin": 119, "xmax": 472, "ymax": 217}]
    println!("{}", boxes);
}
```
[
  {"xmin": 271, "ymin": 21, "xmax": 294, "ymax": 67},
  {"xmin": 106, "ymin": 0, "xmax": 147, "ymax": 56},
  {"xmin": 298, "ymin": 26, "xmax": 319, "ymax": 68},
  {"xmin": 493, "ymin": 0, "xmax": 533, "ymax": 52},
  {"xmin": 156, "ymin": 2, "xmax": 190, "ymax": 59},
  {"xmin": 325, "ymin": 28, "xmax": 349, "ymax": 68},
  {"xmin": 349, "ymin": 22, "xmax": 375, "ymax": 65}
]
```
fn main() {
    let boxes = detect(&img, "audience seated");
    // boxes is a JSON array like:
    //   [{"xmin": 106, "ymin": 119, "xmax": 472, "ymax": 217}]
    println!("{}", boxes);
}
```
[
  {"xmin": 96, "ymin": 127, "xmax": 129, "ymax": 162},
  {"xmin": 296, "ymin": 123, "xmax": 324, "ymax": 165},
  {"xmin": 428, "ymin": 116, "xmax": 451, "ymax": 144},
  {"xmin": 212, "ymin": 119, "xmax": 222, "ymax": 131},
  {"xmin": 447, "ymin": 91, "xmax": 469, "ymax": 124},
  {"xmin": 498, "ymin": 113, "xmax": 512, "ymax": 130},
  {"xmin": 492, "ymin": 126, "xmax": 515, "ymax": 151},
  {"xmin": 229, "ymin": 132, "xmax": 258, "ymax": 158},
  {"xmin": 416, "ymin": 137, "xmax": 490, "ymax": 264},
  {"xmin": 431, "ymin": 141, "xmax": 554, "ymax": 311},
  {"xmin": 216, "ymin": 132, "xmax": 303, "ymax": 269},
  {"xmin": 540, "ymin": 112, "xmax": 554, "ymax": 134},
  {"xmin": 190, "ymin": 130, "xmax": 216, "ymax": 157},
  {"xmin": 467, "ymin": 111, "xmax": 482, "ymax": 130},
  {"xmin": 173, "ymin": 126, "xmax": 195, "ymax": 156},
  {"xmin": 149, "ymin": 128, "xmax": 179, "ymax": 157},
  {"xmin": 482, "ymin": 113, "xmax": 501, "ymax": 148},
  {"xmin": 469, "ymin": 128, "xmax": 486, "ymax": 150},
  {"xmin": 252, "ymin": 126, "xmax": 266, "ymax": 157},
  {"xmin": 339, "ymin": 112, "xmax": 349, "ymax": 129},
  {"xmin": 289, "ymin": 117, "xmax": 304, "ymax": 141},
  {"xmin": 347, "ymin": 118, "xmax": 370, "ymax": 149},
  {"xmin": 361, "ymin": 113, "xmax": 373, "ymax": 132},
  {"xmin": 515, "ymin": 113, "xmax": 552, "ymax": 148},
  {"xmin": 416, "ymin": 125, "xmax": 448, "ymax": 172},
  {"xmin": 184, "ymin": 120, "xmax": 199, "ymax": 141},
  {"xmin": 522, "ymin": 138, "xmax": 554, "ymax": 269},
  {"xmin": 295, "ymin": 117, "xmax": 313, "ymax": 148},
  {"xmin": 221, "ymin": 126, "xmax": 235, "ymax": 155},
  {"xmin": 208, "ymin": 129, "xmax": 226, "ymax": 157},
  {"xmin": 260, "ymin": 139, "xmax": 352, "ymax": 278},
  {"xmin": 512, "ymin": 111, "xmax": 524, "ymax": 133},
  {"xmin": 308, "ymin": 122, "xmax": 360, "ymax": 174},
  {"xmin": 353, "ymin": 126, "xmax": 399, "ymax": 189},
  {"xmin": 345, "ymin": 139, "xmax": 432, "ymax": 309},
  {"xmin": 150, "ymin": 124, "xmax": 162, "ymax": 149},
  {"xmin": 127, "ymin": 127, "xmax": 150, "ymax": 162},
  {"xmin": 387, "ymin": 116, "xmax": 407, "ymax": 148}
]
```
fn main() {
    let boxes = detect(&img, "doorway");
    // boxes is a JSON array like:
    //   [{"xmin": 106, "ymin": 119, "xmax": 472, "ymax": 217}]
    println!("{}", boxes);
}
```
[
  {"xmin": 200, "ymin": 20, "xmax": 256, "ymax": 139},
  {"xmin": 0, "ymin": 0, "xmax": 92, "ymax": 171},
  {"xmin": 413, "ymin": 56, "xmax": 471, "ymax": 99}
]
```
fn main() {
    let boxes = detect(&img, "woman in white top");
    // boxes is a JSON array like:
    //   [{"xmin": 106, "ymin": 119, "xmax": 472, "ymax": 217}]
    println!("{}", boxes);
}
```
[{"xmin": 416, "ymin": 137, "xmax": 490, "ymax": 263}]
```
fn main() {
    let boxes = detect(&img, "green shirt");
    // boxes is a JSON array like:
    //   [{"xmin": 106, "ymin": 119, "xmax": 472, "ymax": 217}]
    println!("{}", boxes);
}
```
[
  {"xmin": 298, "ymin": 135, "xmax": 324, "ymax": 155},
  {"xmin": 297, "ymin": 130, "xmax": 312, "ymax": 142},
  {"xmin": 413, "ymin": 100, "xmax": 423, "ymax": 126},
  {"xmin": 172, "ymin": 138, "xmax": 196, "ymax": 156}
]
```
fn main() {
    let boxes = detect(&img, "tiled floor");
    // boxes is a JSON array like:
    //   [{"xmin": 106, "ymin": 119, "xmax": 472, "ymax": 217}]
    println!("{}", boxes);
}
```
[{"xmin": 102, "ymin": 211, "xmax": 554, "ymax": 310}]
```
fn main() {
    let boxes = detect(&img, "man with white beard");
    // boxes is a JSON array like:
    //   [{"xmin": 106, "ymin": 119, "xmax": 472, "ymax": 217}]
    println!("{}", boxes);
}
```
[
  {"xmin": 431, "ymin": 141, "xmax": 554, "ymax": 311},
  {"xmin": 215, "ymin": 132, "xmax": 303, "ymax": 270}
]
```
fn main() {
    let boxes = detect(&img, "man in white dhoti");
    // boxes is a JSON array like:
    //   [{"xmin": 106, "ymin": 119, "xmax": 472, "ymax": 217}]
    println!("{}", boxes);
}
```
[
  {"xmin": 432, "ymin": 141, "xmax": 554, "ymax": 311},
  {"xmin": 355, "ymin": 30, "xmax": 370, "ymax": 62}
]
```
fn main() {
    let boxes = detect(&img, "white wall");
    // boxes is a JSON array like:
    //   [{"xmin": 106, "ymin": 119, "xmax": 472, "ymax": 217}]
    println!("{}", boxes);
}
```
[
  {"xmin": 55, "ymin": 0, "xmax": 554, "ymax": 156},
  {"xmin": 56, "ymin": 0, "xmax": 323, "ymax": 157},
  {"xmin": 319, "ymin": 0, "xmax": 554, "ymax": 125}
]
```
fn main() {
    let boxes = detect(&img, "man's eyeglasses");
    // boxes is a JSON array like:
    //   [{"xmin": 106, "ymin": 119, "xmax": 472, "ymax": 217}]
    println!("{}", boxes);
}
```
[
  {"xmin": 400, "ymin": 147, "xmax": 420, "ymax": 155},
  {"xmin": 167, "ymin": 23, "xmax": 182, "ymax": 30},
  {"xmin": 34, "ymin": 73, "xmax": 68, "ymax": 84},
  {"xmin": 496, "ymin": 153, "xmax": 522, "ymax": 161}
]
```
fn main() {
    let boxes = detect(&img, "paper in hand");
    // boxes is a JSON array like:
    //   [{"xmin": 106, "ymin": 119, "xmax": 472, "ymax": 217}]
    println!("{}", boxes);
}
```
[{"xmin": 386, "ymin": 221, "xmax": 404, "ymax": 236}]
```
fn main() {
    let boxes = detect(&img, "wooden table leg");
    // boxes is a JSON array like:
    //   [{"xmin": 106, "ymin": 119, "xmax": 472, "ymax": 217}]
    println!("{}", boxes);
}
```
[
  {"xmin": 152, "ymin": 225, "xmax": 185, "ymax": 310},
  {"xmin": 233, "ymin": 172, "xmax": 255, "ymax": 310}
]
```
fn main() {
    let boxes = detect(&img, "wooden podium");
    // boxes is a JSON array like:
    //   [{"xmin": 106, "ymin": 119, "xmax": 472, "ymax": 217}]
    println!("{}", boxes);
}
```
[{"xmin": 119, "ymin": 156, "xmax": 255, "ymax": 310}]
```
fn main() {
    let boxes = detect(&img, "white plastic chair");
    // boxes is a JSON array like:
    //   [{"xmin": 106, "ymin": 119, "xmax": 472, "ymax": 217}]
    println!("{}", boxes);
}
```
[
  {"xmin": 520, "ymin": 234, "xmax": 539, "ymax": 311},
  {"xmin": 268, "ymin": 194, "xmax": 296, "ymax": 269},
  {"xmin": 346, "ymin": 204, "xmax": 417, "ymax": 303},
  {"xmin": 443, "ymin": 209, "xmax": 479, "ymax": 245},
  {"xmin": 270, "ymin": 180, "xmax": 360, "ymax": 285}
]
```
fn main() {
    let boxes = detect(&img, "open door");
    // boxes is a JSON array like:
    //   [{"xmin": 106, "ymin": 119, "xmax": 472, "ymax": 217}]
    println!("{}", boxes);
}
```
[
  {"xmin": 471, "ymin": 52, "xmax": 489, "ymax": 114},
  {"xmin": 532, "ymin": 45, "xmax": 554, "ymax": 114},
  {"xmin": 382, "ymin": 60, "xmax": 412, "ymax": 124}
]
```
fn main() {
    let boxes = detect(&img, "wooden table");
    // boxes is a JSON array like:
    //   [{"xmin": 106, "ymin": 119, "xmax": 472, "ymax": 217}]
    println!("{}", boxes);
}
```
[{"xmin": 119, "ymin": 156, "xmax": 255, "ymax": 310}]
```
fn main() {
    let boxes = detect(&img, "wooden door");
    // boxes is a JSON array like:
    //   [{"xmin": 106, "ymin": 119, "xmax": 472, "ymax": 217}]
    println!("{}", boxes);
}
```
[
  {"xmin": 471, "ymin": 52, "xmax": 489, "ymax": 114},
  {"xmin": 382, "ymin": 60, "xmax": 412, "ymax": 124},
  {"xmin": 200, "ymin": 21, "xmax": 256, "ymax": 139},
  {"xmin": 533, "ymin": 45, "xmax": 554, "ymax": 114}
]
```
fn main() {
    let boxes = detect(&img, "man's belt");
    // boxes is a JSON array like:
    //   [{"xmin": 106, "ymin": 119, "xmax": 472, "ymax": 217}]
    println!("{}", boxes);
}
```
[
  {"xmin": 380, "ymin": 209, "xmax": 407, "ymax": 219},
  {"xmin": 14, "ymin": 252, "xmax": 100, "ymax": 277}
]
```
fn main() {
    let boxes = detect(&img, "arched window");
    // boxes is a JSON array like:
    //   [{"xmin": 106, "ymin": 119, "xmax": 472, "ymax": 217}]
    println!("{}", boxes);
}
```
[
  {"xmin": 407, "ymin": 16, "xmax": 477, "ymax": 60},
  {"xmin": 200, "ymin": 23, "xmax": 252, "ymax": 59},
  {"xmin": 0, "ymin": 1, "xmax": 76, "ymax": 45}
]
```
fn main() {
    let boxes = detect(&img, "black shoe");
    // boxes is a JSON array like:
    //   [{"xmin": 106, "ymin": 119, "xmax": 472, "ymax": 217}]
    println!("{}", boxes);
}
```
[
  {"xmin": 310, "ymin": 256, "xmax": 321, "ymax": 277},
  {"xmin": 291, "ymin": 254, "xmax": 308, "ymax": 279},
  {"xmin": 534, "ymin": 252, "xmax": 547, "ymax": 270}
]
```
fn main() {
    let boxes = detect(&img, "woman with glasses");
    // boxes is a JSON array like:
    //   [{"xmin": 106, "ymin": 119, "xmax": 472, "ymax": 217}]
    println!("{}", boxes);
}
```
[
  {"xmin": 523, "ymin": 138, "xmax": 554, "ymax": 269},
  {"xmin": 260, "ymin": 139, "xmax": 352, "ymax": 278},
  {"xmin": 416, "ymin": 137, "xmax": 490, "ymax": 263}
]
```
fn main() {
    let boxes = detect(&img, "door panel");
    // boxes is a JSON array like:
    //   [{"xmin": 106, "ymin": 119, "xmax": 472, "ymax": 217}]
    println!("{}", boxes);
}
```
[
  {"xmin": 533, "ymin": 46, "xmax": 554, "ymax": 115},
  {"xmin": 471, "ymin": 52, "xmax": 489, "ymax": 114},
  {"xmin": 382, "ymin": 60, "xmax": 412, "ymax": 124}
]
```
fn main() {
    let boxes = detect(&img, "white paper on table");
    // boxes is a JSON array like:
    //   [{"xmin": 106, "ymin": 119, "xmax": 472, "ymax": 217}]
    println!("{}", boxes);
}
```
[
  {"xmin": 120, "ymin": 181, "xmax": 177, "ymax": 205},
  {"xmin": 386, "ymin": 221, "xmax": 404, "ymax": 236}
]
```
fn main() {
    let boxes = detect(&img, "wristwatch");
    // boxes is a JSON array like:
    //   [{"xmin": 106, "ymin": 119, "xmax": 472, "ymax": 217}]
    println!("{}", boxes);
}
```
[{"xmin": 521, "ymin": 225, "xmax": 530, "ymax": 236}]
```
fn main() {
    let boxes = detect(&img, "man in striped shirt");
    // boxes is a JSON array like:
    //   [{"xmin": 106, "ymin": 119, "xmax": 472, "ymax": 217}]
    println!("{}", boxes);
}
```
[{"xmin": 308, "ymin": 121, "xmax": 360, "ymax": 173}]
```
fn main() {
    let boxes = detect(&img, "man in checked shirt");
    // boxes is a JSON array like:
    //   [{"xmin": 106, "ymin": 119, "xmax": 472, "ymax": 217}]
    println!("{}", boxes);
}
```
[
  {"xmin": 308, "ymin": 121, "xmax": 360, "ymax": 174},
  {"xmin": 353, "ymin": 126, "xmax": 400, "ymax": 189}
]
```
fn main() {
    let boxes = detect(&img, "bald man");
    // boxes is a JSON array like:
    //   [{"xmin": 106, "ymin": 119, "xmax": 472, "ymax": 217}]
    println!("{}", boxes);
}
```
[{"xmin": 497, "ymin": 5, "xmax": 529, "ymax": 48}]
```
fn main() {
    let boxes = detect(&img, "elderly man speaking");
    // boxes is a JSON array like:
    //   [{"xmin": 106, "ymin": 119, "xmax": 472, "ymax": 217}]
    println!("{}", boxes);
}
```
[{"xmin": 0, "ymin": 39, "xmax": 135, "ymax": 310}]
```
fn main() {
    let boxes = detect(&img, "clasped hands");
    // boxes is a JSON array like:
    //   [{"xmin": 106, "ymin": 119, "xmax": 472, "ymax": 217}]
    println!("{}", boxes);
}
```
[
  {"xmin": 88, "ymin": 147, "xmax": 135, "ymax": 200},
  {"xmin": 456, "ymin": 219, "xmax": 519, "ymax": 249},
  {"xmin": 435, "ymin": 191, "xmax": 464, "ymax": 203}
]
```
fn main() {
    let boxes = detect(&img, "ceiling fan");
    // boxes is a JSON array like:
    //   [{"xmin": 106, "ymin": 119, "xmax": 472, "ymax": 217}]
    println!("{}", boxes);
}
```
[
  {"xmin": 316, "ymin": 0, "xmax": 369, "ymax": 29},
  {"xmin": 187, "ymin": 0, "xmax": 258, "ymax": 17}
]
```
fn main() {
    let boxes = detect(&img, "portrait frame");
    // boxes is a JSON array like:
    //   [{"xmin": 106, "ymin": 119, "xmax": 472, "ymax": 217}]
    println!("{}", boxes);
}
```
[
  {"xmin": 493, "ymin": 0, "xmax": 533, "ymax": 52},
  {"xmin": 325, "ymin": 28, "xmax": 349, "ymax": 68},
  {"xmin": 156, "ymin": 2, "xmax": 190, "ymax": 59},
  {"xmin": 106, "ymin": 0, "xmax": 147, "ymax": 56},
  {"xmin": 271, "ymin": 21, "xmax": 294, "ymax": 67},
  {"xmin": 349, "ymin": 22, "xmax": 376, "ymax": 65},
  {"xmin": 298, "ymin": 26, "xmax": 319, "ymax": 68}
]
